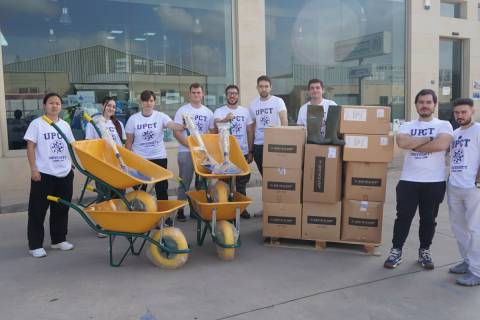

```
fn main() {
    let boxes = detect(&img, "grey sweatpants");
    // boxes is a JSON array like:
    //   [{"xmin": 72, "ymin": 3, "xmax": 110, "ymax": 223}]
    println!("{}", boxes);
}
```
[
  {"xmin": 447, "ymin": 183, "xmax": 480, "ymax": 277},
  {"xmin": 177, "ymin": 151, "xmax": 194, "ymax": 201}
]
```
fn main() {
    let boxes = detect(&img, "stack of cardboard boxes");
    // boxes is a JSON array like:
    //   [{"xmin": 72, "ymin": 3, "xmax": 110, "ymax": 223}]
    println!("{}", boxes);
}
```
[
  {"xmin": 262, "ymin": 127, "xmax": 306, "ymax": 239},
  {"xmin": 340, "ymin": 106, "xmax": 393, "ymax": 244},
  {"xmin": 262, "ymin": 106, "xmax": 393, "ymax": 247},
  {"xmin": 301, "ymin": 143, "xmax": 343, "ymax": 241}
]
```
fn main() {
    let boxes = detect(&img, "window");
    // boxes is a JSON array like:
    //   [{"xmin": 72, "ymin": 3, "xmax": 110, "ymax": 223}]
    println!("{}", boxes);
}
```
[
  {"xmin": 440, "ymin": 1, "xmax": 465, "ymax": 19},
  {"xmin": 1, "ymin": 0, "xmax": 234, "ymax": 150},
  {"xmin": 266, "ymin": 0, "xmax": 406, "ymax": 122}
]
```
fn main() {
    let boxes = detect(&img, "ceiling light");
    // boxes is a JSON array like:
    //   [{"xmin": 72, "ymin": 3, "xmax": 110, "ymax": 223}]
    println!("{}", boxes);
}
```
[
  {"xmin": 144, "ymin": 32, "xmax": 156, "ymax": 36},
  {"xmin": 106, "ymin": 36, "xmax": 115, "ymax": 40},
  {"xmin": 110, "ymin": 30, "xmax": 123, "ymax": 34},
  {"xmin": 134, "ymin": 37, "xmax": 146, "ymax": 41}
]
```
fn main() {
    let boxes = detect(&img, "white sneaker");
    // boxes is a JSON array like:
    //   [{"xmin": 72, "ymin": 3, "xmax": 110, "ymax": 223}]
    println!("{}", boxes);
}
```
[
  {"xmin": 29, "ymin": 248, "xmax": 47, "ymax": 258},
  {"xmin": 51, "ymin": 241, "xmax": 74, "ymax": 251},
  {"xmin": 97, "ymin": 232, "xmax": 107, "ymax": 238}
]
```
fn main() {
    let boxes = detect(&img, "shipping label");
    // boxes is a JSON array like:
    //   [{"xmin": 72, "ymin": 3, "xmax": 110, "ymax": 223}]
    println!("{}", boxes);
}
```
[
  {"xmin": 268, "ymin": 216, "xmax": 296, "ymax": 225},
  {"xmin": 267, "ymin": 181, "xmax": 296, "ymax": 191},
  {"xmin": 348, "ymin": 217, "xmax": 378, "ymax": 227},
  {"xmin": 344, "ymin": 108, "xmax": 367, "ymax": 121},
  {"xmin": 313, "ymin": 156, "xmax": 326, "ymax": 193},
  {"xmin": 268, "ymin": 144, "xmax": 297, "ymax": 153},
  {"xmin": 345, "ymin": 136, "xmax": 368, "ymax": 149},
  {"xmin": 351, "ymin": 177, "xmax": 382, "ymax": 187}
]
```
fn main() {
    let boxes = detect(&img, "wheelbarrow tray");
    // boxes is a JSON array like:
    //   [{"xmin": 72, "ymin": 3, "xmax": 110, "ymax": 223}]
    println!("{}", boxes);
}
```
[
  {"xmin": 72, "ymin": 139, "xmax": 173, "ymax": 189},
  {"xmin": 187, "ymin": 134, "xmax": 250, "ymax": 179},
  {"xmin": 85, "ymin": 199, "xmax": 186, "ymax": 233},
  {"xmin": 186, "ymin": 190, "xmax": 251, "ymax": 221}
]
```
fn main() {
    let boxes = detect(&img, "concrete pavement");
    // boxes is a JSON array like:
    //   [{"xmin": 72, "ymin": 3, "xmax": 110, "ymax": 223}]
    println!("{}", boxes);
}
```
[{"xmin": 0, "ymin": 168, "xmax": 479, "ymax": 320}]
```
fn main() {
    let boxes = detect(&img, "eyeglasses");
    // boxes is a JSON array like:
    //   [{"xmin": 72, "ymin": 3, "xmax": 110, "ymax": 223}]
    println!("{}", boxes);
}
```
[{"xmin": 227, "ymin": 92, "xmax": 239, "ymax": 96}]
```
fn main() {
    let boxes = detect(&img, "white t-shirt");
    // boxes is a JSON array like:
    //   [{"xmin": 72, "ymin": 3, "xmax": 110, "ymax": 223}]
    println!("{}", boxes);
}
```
[
  {"xmin": 24, "ymin": 117, "xmax": 75, "ymax": 178},
  {"xmin": 85, "ymin": 117, "xmax": 126, "ymax": 145},
  {"xmin": 125, "ymin": 110, "xmax": 172, "ymax": 159},
  {"xmin": 214, "ymin": 105, "xmax": 253, "ymax": 155},
  {"xmin": 399, "ymin": 118, "xmax": 454, "ymax": 182},
  {"xmin": 449, "ymin": 123, "xmax": 480, "ymax": 189},
  {"xmin": 249, "ymin": 95, "xmax": 287, "ymax": 145},
  {"xmin": 296, "ymin": 99, "xmax": 337, "ymax": 130},
  {"xmin": 174, "ymin": 103, "xmax": 214, "ymax": 153}
]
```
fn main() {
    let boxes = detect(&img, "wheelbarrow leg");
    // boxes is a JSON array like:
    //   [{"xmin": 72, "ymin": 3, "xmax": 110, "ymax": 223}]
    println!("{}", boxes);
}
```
[{"xmin": 108, "ymin": 234, "xmax": 133, "ymax": 267}]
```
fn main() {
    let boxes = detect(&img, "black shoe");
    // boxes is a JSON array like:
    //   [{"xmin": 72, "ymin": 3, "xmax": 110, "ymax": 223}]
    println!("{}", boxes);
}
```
[
  {"xmin": 164, "ymin": 217, "xmax": 173, "ymax": 227},
  {"xmin": 240, "ymin": 210, "xmax": 251, "ymax": 219},
  {"xmin": 176, "ymin": 209, "xmax": 187, "ymax": 222}
]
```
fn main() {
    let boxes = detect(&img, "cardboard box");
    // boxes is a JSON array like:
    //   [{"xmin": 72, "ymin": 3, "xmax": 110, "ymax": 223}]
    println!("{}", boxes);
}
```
[
  {"xmin": 343, "ymin": 134, "xmax": 394, "ymax": 163},
  {"xmin": 303, "ymin": 145, "xmax": 342, "ymax": 203},
  {"xmin": 263, "ymin": 167, "xmax": 302, "ymax": 203},
  {"xmin": 340, "ymin": 105, "xmax": 391, "ymax": 134},
  {"xmin": 341, "ymin": 200, "xmax": 384, "ymax": 243},
  {"xmin": 344, "ymin": 162, "xmax": 388, "ymax": 202},
  {"xmin": 263, "ymin": 202, "xmax": 302, "ymax": 239},
  {"xmin": 263, "ymin": 127, "xmax": 306, "ymax": 169},
  {"xmin": 302, "ymin": 202, "xmax": 341, "ymax": 241}
]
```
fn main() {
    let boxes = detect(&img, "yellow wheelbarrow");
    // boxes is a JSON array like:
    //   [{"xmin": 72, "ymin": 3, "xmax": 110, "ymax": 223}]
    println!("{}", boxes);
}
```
[
  {"xmin": 186, "ymin": 134, "xmax": 252, "ymax": 260},
  {"xmin": 47, "ymin": 195, "xmax": 190, "ymax": 268},
  {"xmin": 42, "ymin": 115, "xmax": 191, "ymax": 268}
]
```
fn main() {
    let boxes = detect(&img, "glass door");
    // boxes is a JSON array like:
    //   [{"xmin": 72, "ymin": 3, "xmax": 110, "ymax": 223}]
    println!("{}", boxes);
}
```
[{"xmin": 438, "ymin": 38, "xmax": 463, "ymax": 128}]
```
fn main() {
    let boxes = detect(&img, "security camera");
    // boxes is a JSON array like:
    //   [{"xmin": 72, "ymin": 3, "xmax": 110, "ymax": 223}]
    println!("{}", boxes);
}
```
[{"xmin": 424, "ymin": 0, "xmax": 431, "ymax": 10}]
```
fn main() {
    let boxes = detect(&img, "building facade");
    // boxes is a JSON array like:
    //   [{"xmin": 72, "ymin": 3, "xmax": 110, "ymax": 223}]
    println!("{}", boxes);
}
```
[{"xmin": 0, "ymin": 0, "xmax": 479, "ymax": 211}]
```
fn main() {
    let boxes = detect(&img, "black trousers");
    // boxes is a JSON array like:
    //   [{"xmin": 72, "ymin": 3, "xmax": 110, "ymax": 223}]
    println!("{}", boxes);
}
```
[
  {"xmin": 253, "ymin": 144, "xmax": 263, "ymax": 176},
  {"xmin": 141, "ymin": 158, "xmax": 168, "ymax": 200},
  {"xmin": 392, "ymin": 180, "xmax": 446, "ymax": 250},
  {"xmin": 28, "ymin": 170, "xmax": 74, "ymax": 250}
]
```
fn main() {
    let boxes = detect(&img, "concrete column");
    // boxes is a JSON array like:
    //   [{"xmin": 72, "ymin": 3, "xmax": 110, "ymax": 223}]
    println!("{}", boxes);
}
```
[
  {"xmin": 0, "ymin": 42, "xmax": 6, "ymax": 157},
  {"xmin": 235, "ymin": 0, "xmax": 266, "ymax": 107}
]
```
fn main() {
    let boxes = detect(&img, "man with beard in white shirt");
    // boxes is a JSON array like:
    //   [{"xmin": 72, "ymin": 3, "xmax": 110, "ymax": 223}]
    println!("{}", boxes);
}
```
[
  {"xmin": 249, "ymin": 75, "xmax": 288, "ymax": 176},
  {"xmin": 214, "ymin": 84, "xmax": 254, "ymax": 218},
  {"xmin": 174, "ymin": 83, "xmax": 215, "ymax": 221},
  {"xmin": 447, "ymin": 98, "xmax": 480, "ymax": 286},
  {"xmin": 384, "ymin": 89, "xmax": 453, "ymax": 270}
]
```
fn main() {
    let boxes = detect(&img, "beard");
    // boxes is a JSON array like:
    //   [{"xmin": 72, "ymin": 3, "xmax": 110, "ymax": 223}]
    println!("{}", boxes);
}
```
[
  {"xmin": 457, "ymin": 117, "xmax": 472, "ymax": 126},
  {"xmin": 228, "ymin": 98, "xmax": 238, "ymax": 105},
  {"xmin": 259, "ymin": 91, "xmax": 269, "ymax": 98},
  {"xmin": 419, "ymin": 109, "xmax": 433, "ymax": 118}
]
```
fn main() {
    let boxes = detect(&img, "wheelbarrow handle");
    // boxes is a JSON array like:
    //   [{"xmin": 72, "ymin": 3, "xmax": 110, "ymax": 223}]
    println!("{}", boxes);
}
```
[
  {"xmin": 83, "ymin": 112, "xmax": 103, "ymax": 138},
  {"xmin": 47, "ymin": 195, "xmax": 100, "ymax": 232}
]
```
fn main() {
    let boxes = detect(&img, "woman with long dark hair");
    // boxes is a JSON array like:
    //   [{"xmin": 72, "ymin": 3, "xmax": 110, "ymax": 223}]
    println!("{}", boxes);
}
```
[{"xmin": 85, "ymin": 97, "xmax": 125, "ymax": 144}]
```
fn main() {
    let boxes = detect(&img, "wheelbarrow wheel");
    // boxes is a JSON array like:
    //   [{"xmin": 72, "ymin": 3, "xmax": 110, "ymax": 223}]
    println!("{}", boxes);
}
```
[
  {"xmin": 124, "ymin": 190, "xmax": 157, "ymax": 212},
  {"xmin": 211, "ymin": 181, "xmax": 229, "ymax": 203},
  {"xmin": 147, "ymin": 227, "xmax": 189, "ymax": 269},
  {"xmin": 216, "ymin": 221, "xmax": 236, "ymax": 261}
]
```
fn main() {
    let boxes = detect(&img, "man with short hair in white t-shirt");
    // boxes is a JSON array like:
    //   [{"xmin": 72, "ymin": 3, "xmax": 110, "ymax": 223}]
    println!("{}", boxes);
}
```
[
  {"xmin": 173, "ymin": 83, "xmax": 215, "ymax": 221},
  {"xmin": 214, "ymin": 84, "xmax": 254, "ymax": 218},
  {"xmin": 384, "ymin": 89, "xmax": 453, "ymax": 270},
  {"xmin": 446, "ymin": 98, "xmax": 480, "ymax": 286},
  {"xmin": 296, "ymin": 78, "xmax": 337, "ymax": 138},
  {"xmin": 249, "ymin": 75, "xmax": 288, "ymax": 176}
]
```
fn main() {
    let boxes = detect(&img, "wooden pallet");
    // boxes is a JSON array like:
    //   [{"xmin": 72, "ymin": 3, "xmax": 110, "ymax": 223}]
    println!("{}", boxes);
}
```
[{"xmin": 264, "ymin": 237, "xmax": 381, "ymax": 256}]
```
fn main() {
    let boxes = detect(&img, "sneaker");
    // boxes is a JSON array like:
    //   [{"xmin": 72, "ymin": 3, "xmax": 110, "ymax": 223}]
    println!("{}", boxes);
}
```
[
  {"xmin": 456, "ymin": 272, "xmax": 480, "ymax": 286},
  {"xmin": 418, "ymin": 248, "xmax": 434, "ymax": 270},
  {"xmin": 240, "ymin": 210, "xmax": 251, "ymax": 219},
  {"xmin": 29, "ymin": 248, "xmax": 47, "ymax": 258},
  {"xmin": 97, "ymin": 232, "xmax": 107, "ymax": 238},
  {"xmin": 253, "ymin": 209, "xmax": 263, "ymax": 218},
  {"xmin": 51, "ymin": 241, "xmax": 74, "ymax": 251},
  {"xmin": 384, "ymin": 248, "xmax": 402, "ymax": 269},
  {"xmin": 176, "ymin": 209, "xmax": 187, "ymax": 222},
  {"xmin": 449, "ymin": 261, "xmax": 469, "ymax": 274}
]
